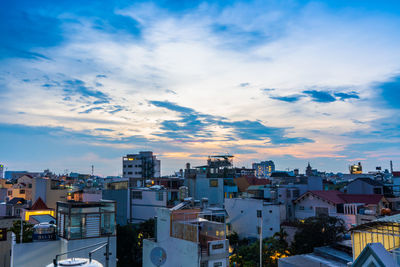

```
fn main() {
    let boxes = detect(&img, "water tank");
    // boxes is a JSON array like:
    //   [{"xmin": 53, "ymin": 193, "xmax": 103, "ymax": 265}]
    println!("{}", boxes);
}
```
[
  {"xmin": 46, "ymin": 258, "xmax": 102, "ymax": 267},
  {"xmin": 33, "ymin": 223, "xmax": 56, "ymax": 241}
]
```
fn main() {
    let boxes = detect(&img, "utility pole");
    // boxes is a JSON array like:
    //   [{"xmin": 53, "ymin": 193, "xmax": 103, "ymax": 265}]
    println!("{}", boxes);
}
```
[
  {"xmin": 257, "ymin": 210, "xmax": 262, "ymax": 267},
  {"xmin": 105, "ymin": 235, "xmax": 110, "ymax": 267},
  {"xmin": 20, "ymin": 217, "xmax": 23, "ymax": 243}
]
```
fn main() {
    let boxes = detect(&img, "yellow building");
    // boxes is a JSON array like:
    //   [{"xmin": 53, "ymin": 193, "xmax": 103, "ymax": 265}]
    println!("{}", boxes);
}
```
[
  {"xmin": 22, "ymin": 197, "xmax": 55, "ymax": 221},
  {"xmin": 350, "ymin": 214, "xmax": 400, "ymax": 260}
]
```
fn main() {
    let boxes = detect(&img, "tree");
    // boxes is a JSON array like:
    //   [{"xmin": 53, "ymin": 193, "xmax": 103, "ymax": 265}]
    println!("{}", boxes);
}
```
[
  {"xmin": 9, "ymin": 220, "xmax": 34, "ymax": 243},
  {"xmin": 117, "ymin": 218, "xmax": 155, "ymax": 267},
  {"xmin": 263, "ymin": 229, "xmax": 290, "ymax": 267},
  {"xmin": 291, "ymin": 215, "xmax": 346, "ymax": 254},
  {"xmin": 229, "ymin": 229, "xmax": 290, "ymax": 267}
]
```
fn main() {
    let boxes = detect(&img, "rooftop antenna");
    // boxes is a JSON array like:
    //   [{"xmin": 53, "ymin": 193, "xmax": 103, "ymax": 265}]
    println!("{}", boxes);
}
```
[
  {"xmin": 390, "ymin": 160, "xmax": 393, "ymax": 173},
  {"xmin": 91, "ymin": 165, "xmax": 94, "ymax": 176}
]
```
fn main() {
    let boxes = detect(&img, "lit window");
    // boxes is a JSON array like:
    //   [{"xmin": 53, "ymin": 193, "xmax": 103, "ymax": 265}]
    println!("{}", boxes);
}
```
[{"xmin": 209, "ymin": 179, "xmax": 218, "ymax": 187}]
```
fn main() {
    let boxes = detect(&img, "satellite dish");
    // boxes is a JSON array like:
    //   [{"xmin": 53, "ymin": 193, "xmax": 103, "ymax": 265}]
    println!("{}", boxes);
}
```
[{"xmin": 150, "ymin": 247, "xmax": 167, "ymax": 266}]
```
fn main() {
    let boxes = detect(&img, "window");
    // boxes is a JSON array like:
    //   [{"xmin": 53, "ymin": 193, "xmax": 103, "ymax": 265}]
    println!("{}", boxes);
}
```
[
  {"xmin": 257, "ymin": 210, "xmax": 262, "ymax": 218},
  {"xmin": 269, "ymin": 210, "xmax": 272, "ymax": 213},
  {"xmin": 293, "ymin": 190, "xmax": 299, "ymax": 198},
  {"xmin": 128, "ymin": 165, "xmax": 133, "ymax": 168},
  {"xmin": 20, "ymin": 189, "xmax": 25, "ymax": 194},
  {"xmin": 28, "ymin": 184, "xmax": 32, "ymax": 188},
  {"xmin": 209, "ymin": 179, "xmax": 218, "ymax": 187},
  {"xmin": 316, "ymin": 207, "xmax": 329, "ymax": 216},
  {"xmin": 132, "ymin": 191, "xmax": 142, "ymax": 199},
  {"xmin": 214, "ymin": 262, "xmax": 222, "ymax": 267},
  {"xmin": 156, "ymin": 192, "xmax": 163, "ymax": 201},
  {"xmin": 270, "ymin": 228, "xmax": 273, "ymax": 231},
  {"xmin": 299, "ymin": 206, "xmax": 304, "ymax": 210},
  {"xmin": 123, "ymin": 165, "xmax": 126, "ymax": 168},
  {"xmin": 128, "ymin": 172, "xmax": 133, "ymax": 175},
  {"xmin": 7, "ymin": 191, "xmax": 12, "ymax": 196},
  {"xmin": 212, "ymin": 243, "xmax": 224, "ymax": 249}
]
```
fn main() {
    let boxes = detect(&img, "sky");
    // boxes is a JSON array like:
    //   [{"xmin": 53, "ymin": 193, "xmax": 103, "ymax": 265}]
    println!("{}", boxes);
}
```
[{"xmin": 1, "ymin": 0, "xmax": 400, "ymax": 176}]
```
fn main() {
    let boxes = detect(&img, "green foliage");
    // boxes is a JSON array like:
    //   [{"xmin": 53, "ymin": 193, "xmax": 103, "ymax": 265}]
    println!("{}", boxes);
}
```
[
  {"xmin": 229, "ymin": 229, "xmax": 290, "ymax": 267},
  {"xmin": 9, "ymin": 220, "xmax": 34, "ymax": 243},
  {"xmin": 291, "ymin": 215, "xmax": 346, "ymax": 254},
  {"xmin": 117, "ymin": 218, "xmax": 155, "ymax": 267}
]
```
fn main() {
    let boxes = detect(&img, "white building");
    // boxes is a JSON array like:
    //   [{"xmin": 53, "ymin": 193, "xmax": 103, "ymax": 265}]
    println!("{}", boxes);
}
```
[
  {"xmin": 130, "ymin": 186, "xmax": 178, "ymax": 223},
  {"xmin": 294, "ymin": 190, "xmax": 388, "ymax": 229},
  {"xmin": 122, "ymin": 152, "xmax": 161, "ymax": 187},
  {"xmin": 225, "ymin": 198, "xmax": 285, "ymax": 240},
  {"xmin": 143, "ymin": 203, "xmax": 229, "ymax": 267}
]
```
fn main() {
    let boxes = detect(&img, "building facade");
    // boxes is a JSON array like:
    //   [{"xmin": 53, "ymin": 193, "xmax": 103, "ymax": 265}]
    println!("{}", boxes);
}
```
[
  {"xmin": 122, "ymin": 152, "xmax": 161, "ymax": 187},
  {"xmin": 143, "ymin": 205, "xmax": 229, "ymax": 267},
  {"xmin": 252, "ymin": 161, "xmax": 275, "ymax": 178},
  {"xmin": 225, "ymin": 198, "xmax": 285, "ymax": 240}
]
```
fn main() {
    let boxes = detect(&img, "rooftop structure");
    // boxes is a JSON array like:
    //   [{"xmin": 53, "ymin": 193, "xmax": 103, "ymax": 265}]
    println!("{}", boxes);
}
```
[
  {"xmin": 57, "ymin": 200, "xmax": 116, "ymax": 240},
  {"xmin": 143, "ymin": 200, "xmax": 229, "ymax": 267}
]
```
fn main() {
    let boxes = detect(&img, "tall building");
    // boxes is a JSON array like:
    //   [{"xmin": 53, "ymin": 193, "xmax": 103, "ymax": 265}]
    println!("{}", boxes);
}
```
[
  {"xmin": 122, "ymin": 151, "xmax": 161, "ymax": 187},
  {"xmin": 252, "ymin": 160, "xmax": 275, "ymax": 178},
  {"xmin": 0, "ymin": 164, "xmax": 3, "ymax": 179},
  {"xmin": 350, "ymin": 162, "xmax": 363, "ymax": 174}
]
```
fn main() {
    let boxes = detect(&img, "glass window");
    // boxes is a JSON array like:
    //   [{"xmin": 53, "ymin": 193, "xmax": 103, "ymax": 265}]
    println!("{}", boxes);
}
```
[
  {"xmin": 101, "ymin": 213, "xmax": 115, "ymax": 235},
  {"xmin": 19, "ymin": 189, "xmax": 25, "ymax": 194},
  {"xmin": 156, "ymin": 192, "xmax": 163, "ymax": 201}
]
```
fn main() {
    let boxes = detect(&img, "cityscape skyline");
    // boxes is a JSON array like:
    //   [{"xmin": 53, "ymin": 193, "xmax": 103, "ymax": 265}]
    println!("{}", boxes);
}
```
[{"xmin": 1, "ymin": 0, "xmax": 400, "ymax": 176}]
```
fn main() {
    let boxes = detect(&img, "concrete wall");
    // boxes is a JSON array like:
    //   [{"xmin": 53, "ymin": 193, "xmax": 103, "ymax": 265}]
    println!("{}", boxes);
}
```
[
  {"xmin": 143, "ymin": 208, "xmax": 199, "ymax": 267},
  {"xmin": 11, "ymin": 236, "xmax": 116, "ymax": 267},
  {"xmin": 32, "ymin": 177, "xmax": 47, "ymax": 203},
  {"xmin": 12, "ymin": 239, "xmax": 62, "ymax": 267},
  {"xmin": 102, "ymin": 189, "xmax": 129, "ymax": 226},
  {"xmin": 194, "ymin": 176, "xmax": 224, "ymax": 207},
  {"xmin": 225, "ymin": 198, "xmax": 284, "ymax": 239},
  {"xmin": 131, "ymin": 190, "xmax": 166, "ymax": 223},
  {"xmin": 347, "ymin": 180, "xmax": 377, "ymax": 194}
]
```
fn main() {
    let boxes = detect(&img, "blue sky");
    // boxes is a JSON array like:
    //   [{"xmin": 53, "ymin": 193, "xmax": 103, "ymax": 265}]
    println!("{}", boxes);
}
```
[{"xmin": 1, "ymin": 0, "xmax": 400, "ymax": 176}]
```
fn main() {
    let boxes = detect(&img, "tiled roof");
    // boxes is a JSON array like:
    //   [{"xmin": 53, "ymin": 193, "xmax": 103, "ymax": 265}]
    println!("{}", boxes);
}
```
[
  {"xmin": 339, "ymin": 194, "xmax": 384, "ymax": 205},
  {"xmin": 296, "ymin": 190, "xmax": 384, "ymax": 205},
  {"xmin": 30, "ymin": 197, "xmax": 50, "ymax": 210}
]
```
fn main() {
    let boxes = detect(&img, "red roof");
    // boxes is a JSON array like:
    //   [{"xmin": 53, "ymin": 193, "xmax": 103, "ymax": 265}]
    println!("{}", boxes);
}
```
[
  {"xmin": 308, "ymin": 190, "xmax": 344, "ymax": 204},
  {"xmin": 245, "ymin": 177, "xmax": 270, "ymax": 185},
  {"xmin": 339, "ymin": 194, "xmax": 384, "ymax": 205},
  {"xmin": 296, "ymin": 190, "xmax": 384, "ymax": 205},
  {"xmin": 30, "ymin": 197, "xmax": 50, "ymax": 210},
  {"xmin": 393, "ymin": 171, "xmax": 400, "ymax": 177}
]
